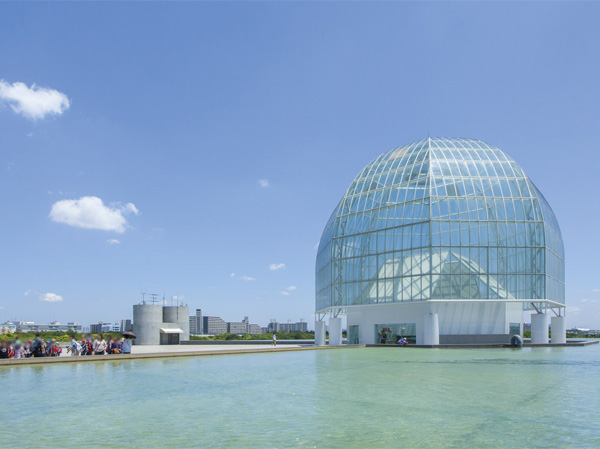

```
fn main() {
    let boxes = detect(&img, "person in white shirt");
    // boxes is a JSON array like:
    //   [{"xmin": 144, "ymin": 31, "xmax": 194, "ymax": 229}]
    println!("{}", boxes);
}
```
[
  {"xmin": 68, "ymin": 335, "xmax": 81, "ymax": 356},
  {"xmin": 272, "ymin": 333, "xmax": 277, "ymax": 347},
  {"xmin": 93, "ymin": 335, "xmax": 107, "ymax": 355}
]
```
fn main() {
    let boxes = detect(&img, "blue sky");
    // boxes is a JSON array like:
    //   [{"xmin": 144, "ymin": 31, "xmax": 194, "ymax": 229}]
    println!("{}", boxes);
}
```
[{"xmin": 1, "ymin": 2, "xmax": 599, "ymax": 328}]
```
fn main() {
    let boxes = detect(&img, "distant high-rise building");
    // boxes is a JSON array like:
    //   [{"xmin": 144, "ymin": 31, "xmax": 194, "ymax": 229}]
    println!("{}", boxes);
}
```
[
  {"xmin": 267, "ymin": 319, "xmax": 308, "ymax": 333},
  {"xmin": 189, "ymin": 309, "xmax": 203, "ymax": 335},
  {"xmin": 248, "ymin": 324, "xmax": 262, "ymax": 335},
  {"xmin": 203, "ymin": 316, "xmax": 227, "ymax": 335},
  {"xmin": 120, "ymin": 319, "xmax": 132, "ymax": 332},
  {"xmin": 90, "ymin": 322, "xmax": 117, "ymax": 333},
  {"xmin": 190, "ymin": 310, "xmax": 262, "ymax": 335},
  {"xmin": 227, "ymin": 321, "xmax": 247, "ymax": 334}
]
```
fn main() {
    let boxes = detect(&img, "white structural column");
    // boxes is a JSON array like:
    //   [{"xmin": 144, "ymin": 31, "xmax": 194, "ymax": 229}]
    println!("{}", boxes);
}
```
[
  {"xmin": 314, "ymin": 320, "xmax": 326, "ymax": 346},
  {"xmin": 531, "ymin": 313, "xmax": 549, "ymax": 344},
  {"xmin": 551, "ymin": 316, "xmax": 566, "ymax": 344},
  {"xmin": 422, "ymin": 313, "xmax": 440, "ymax": 346},
  {"xmin": 328, "ymin": 317, "xmax": 342, "ymax": 346}
]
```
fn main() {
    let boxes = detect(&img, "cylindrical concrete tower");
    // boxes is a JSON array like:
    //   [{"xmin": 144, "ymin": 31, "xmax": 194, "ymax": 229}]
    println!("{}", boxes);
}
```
[
  {"xmin": 162, "ymin": 305, "xmax": 190, "ymax": 341},
  {"xmin": 133, "ymin": 304, "xmax": 163, "ymax": 345},
  {"xmin": 177, "ymin": 306, "xmax": 190, "ymax": 341},
  {"xmin": 163, "ymin": 306, "xmax": 179, "ymax": 324}
]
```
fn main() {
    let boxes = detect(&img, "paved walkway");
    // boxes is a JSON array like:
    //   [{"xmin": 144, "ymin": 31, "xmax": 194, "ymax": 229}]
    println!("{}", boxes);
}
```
[
  {"xmin": 131, "ymin": 343, "xmax": 308, "ymax": 354},
  {"xmin": 0, "ymin": 343, "xmax": 347, "ymax": 366}
]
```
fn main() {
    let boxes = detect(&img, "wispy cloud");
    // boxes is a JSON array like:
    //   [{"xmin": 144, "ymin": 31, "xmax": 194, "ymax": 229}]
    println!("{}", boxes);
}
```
[
  {"xmin": 230, "ymin": 273, "xmax": 256, "ymax": 281},
  {"xmin": 25, "ymin": 290, "xmax": 64, "ymax": 303},
  {"xmin": 50, "ymin": 196, "xmax": 139, "ymax": 233},
  {"xmin": 592, "ymin": 288, "xmax": 600, "ymax": 293},
  {"xmin": 258, "ymin": 179, "xmax": 270, "ymax": 188},
  {"xmin": 568, "ymin": 306, "xmax": 581, "ymax": 313},
  {"xmin": 40, "ymin": 292, "xmax": 63, "ymax": 303},
  {"xmin": 269, "ymin": 263, "xmax": 286, "ymax": 271},
  {"xmin": 281, "ymin": 285, "xmax": 296, "ymax": 296},
  {"xmin": 107, "ymin": 239, "xmax": 120, "ymax": 245},
  {"xmin": 0, "ymin": 79, "xmax": 70, "ymax": 120}
]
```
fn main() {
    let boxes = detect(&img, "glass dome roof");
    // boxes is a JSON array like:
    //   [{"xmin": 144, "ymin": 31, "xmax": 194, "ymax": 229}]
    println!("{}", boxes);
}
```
[{"xmin": 316, "ymin": 137, "xmax": 564, "ymax": 313}]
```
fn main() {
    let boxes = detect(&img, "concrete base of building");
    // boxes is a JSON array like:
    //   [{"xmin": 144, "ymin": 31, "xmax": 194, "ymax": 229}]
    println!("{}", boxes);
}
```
[
  {"xmin": 551, "ymin": 316, "xmax": 566, "ymax": 344},
  {"xmin": 328, "ymin": 317, "xmax": 342, "ymax": 346},
  {"xmin": 346, "ymin": 301, "xmax": 525, "ymax": 345},
  {"xmin": 315, "ymin": 320, "xmax": 326, "ymax": 346},
  {"xmin": 422, "ymin": 313, "xmax": 439, "ymax": 345},
  {"xmin": 531, "ymin": 313, "xmax": 549, "ymax": 344},
  {"xmin": 439, "ymin": 334, "xmax": 512, "ymax": 344}
]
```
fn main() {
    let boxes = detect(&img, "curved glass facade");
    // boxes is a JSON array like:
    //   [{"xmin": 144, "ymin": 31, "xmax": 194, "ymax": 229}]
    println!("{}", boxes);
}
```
[{"xmin": 316, "ymin": 137, "xmax": 565, "ymax": 313}]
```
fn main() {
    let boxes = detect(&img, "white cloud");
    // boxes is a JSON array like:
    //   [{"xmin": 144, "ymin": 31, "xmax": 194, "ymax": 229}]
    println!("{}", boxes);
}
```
[
  {"xmin": 269, "ymin": 263, "xmax": 286, "ymax": 271},
  {"xmin": 582, "ymin": 298, "xmax": 590, "ymax": 303},
  {"xmin": 281, "ymin": 291, "xmax": 290, "ymax": 296},
  {"xmin": 40, "ymin": 292, "xmax": 63, "ymax": 303},
  {"xmin": 107, "ymin": 239, "xmax": 120, "ymax": 245},
  {"xmin": 287, "ymin": 285, "xmax": 297, "ymax": 291},
  {"xmin": 239, "ymin": 275, "xmax": 256, "ymax": 281},
  {"xmin": 592, "ymin": 288, "xmax": 600, "ymax": 293},
  {"xmin": 0, "ymin": 79, "xmax": 70, "ymax": 120},
  {"xmin": 568, "ymin": 306, "xmax": 581, "ymax": 313},
  {"xmin": 258, "ymin": 179, "xmax": 270, "ymax": 188},
  {"xmin": 230, "ymin": 272, "xmax": 236, "ymax": 278},
  {"xmin": 50, "ymin": 196, "xmax": 138, "ymax": 233}
]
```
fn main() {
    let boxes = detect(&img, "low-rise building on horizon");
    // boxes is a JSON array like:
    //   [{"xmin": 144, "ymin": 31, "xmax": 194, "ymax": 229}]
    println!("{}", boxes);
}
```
[
  {"xmin": 1, "ymin": 321, "xmax": 83, "ymax": 333},
  {"xmin": 90, "ymin": 322, "xmax": 120, "ymax": 333},
  {"xmin": 267, "ymin": 319, "xmax": 308, "ymax": 333},
  {"xmin": 190, "ymin": 311, "xmax": 263, "ymax": 335}
]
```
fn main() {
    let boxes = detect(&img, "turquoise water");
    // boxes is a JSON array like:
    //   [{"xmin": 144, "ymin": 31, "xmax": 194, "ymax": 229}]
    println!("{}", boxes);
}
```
[{"xmin": 2, "ymin": 345, "xmax": 599, "ymax": 448}]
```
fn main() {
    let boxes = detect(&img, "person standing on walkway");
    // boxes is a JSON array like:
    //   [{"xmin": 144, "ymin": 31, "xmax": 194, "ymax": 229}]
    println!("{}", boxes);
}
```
[
  {"xmin": 68, "ymin": 335, "xmax": 81, "ymax": 356},
  {"xmin": 0, "ymin": 340, "xmax": 9, "ymax": 358},
  {"xmin": 31, "ymin": 333, "xmax": 44, "ymax": 357},
  {"xmin": 122, "ymin": 336, "xmax": 132, "ymax": 354},
  {"xmin": 272, "ymin": 333, "xmax": 277, "ymax": 347},
  {"xmin": 13, "ymin": 341, "xmax": 24, "ymax": 359},
  {"xmin": 94, "ymin": 334, "xmax": 107, "ymax": 355}
]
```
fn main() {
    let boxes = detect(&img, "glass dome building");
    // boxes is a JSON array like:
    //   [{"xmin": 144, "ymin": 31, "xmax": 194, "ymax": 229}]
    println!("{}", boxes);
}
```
[{"xmin": 315, "ymin": 137, "xmax": 565, "ymax": 345}]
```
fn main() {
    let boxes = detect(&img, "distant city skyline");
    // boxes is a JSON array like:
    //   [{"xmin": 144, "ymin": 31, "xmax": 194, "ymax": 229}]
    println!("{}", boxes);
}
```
[{"xmin": 1, "ymin": 3, "xmax": 600, "ymax": 328}]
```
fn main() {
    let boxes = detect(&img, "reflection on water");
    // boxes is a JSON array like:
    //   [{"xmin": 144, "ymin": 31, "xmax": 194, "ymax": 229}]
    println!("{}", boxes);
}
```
[{"xmin": 2, "ymin": 344, "xmax": 599, "ymax": 448}]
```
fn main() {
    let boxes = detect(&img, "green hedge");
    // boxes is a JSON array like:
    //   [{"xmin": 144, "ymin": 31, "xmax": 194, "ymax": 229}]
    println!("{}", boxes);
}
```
[
  {"xmin": 0, "ymin": 331, "xmax": 124, "ymax": 343},
  {"xmin": 189, "ymin": 331, "xmax": 315, "ymax": 341}
]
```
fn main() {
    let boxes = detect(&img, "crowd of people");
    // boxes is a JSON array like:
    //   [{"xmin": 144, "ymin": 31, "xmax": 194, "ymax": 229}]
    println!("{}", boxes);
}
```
[{"xmin": 0, "ymin": 332, "xmax": 134, "ymax": 359}]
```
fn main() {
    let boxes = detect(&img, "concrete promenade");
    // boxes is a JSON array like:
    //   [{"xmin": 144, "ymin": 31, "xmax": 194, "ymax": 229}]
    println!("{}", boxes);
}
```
[{"xmin": 0, "ymin": 343, "xmax": 350, "ymax": 366}]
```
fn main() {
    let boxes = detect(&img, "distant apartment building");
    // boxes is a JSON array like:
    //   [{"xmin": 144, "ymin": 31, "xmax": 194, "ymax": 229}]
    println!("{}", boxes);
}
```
[
  {"xmin": 227, "ymin": 321, "xmax": 246, "ymax": 334},
  {"xmin": 3, "ymin": 321, "xmax": 83, "ymax": 333},
  {"xmin": 120, "ymin": 319, "xmax": 133, "ymax": 332},
  {"xmin": 90, "ymin": 322, "xmax": 120, "ymax": 333},
  {"xmin": 194, "ymin": 313, "xmax": 263, "ymax": 335},
  {"xmin": 203, "ymin": 316, "xmax": 228, "ymax": 335},
  {"xmin": 228, "ymin": 317, "xmax": 260, "ymax": 334},
  {"xmin": 1, "ymin": 322, "xmax": 17, "ymax": 334},
  {"xmin": 248, "ymin": 324, "xmax": 262, "ymax": 335},
  {"xmin": 267, "ymin": 319, "xmax": 308, "ymax": 333},
  {"xmin": 189, "ymin": 309, "xmax": 203, "ymax": 335}
]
